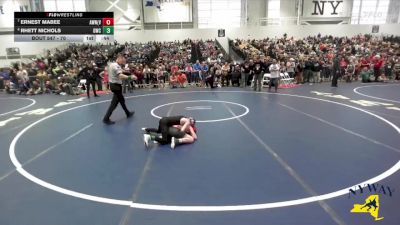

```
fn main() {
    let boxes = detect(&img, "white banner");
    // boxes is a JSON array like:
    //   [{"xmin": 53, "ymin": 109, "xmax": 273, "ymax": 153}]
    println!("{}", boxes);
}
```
[{"xmin": 302, "ymin": 0, "xmax": 352, "ymax": 18}]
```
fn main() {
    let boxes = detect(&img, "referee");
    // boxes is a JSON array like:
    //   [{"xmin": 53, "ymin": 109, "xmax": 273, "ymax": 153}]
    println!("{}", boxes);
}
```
[{"xmin": 103, "ymin": 54, "xmax": 136, "ymax": 125}]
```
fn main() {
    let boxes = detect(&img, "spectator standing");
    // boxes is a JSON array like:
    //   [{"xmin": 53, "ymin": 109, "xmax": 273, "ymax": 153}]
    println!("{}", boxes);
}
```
[
  {"xmin": 373, "ymin": 55, "xmax": 384, "ymax": 82},
  {"xmin": 295, "ymin": 59, "xmax": 304, "ymax": 84},
  {"xmin": 286, "ymin": 58, "xmax": 296, "ymax": 78},
  {"xmin": 332, "ymin": 56, "xmax": 340, "ymax": 87},
  {"xmin": 311, "ymin": 57, "xmax": 322, "ymax": 83},
  {"xmin": 241, "ymin": 61, "xmax": 251, "ymax": 88},
  {"xmin": 253, "ymin": 58, "xmax": 263, "ymax": 92},
  {"xmin": 80, "ymin": 63, "xmax": 99, "ymax": 98},
  {"xmin": 345, "ymin": 61, "xmax": 355, "ymax": 82},
  {"xmin": 100, "ymin": 67, "xmax": 109, "ymax": 91},
  {"xmin": 221, "ymin": 62, "xmax": 230, "ymax": 87},
  {"xmin": 192, "ymin": 60, "xmax": 201, "ymax": 85},
  {"xmin": 231, "ymin": 65, "xmax": 241, "ymax": 87},
  {"xmin": 303, "ymin": 58, "xmax": 313, "ymax": 83},
  {"xmin": 384, "ymin": 58, "xmax": 394, "ymax": 80},
  {"xmin": 200, "ymin": 61, "xmax": 209, "ymax": 87},
  {"xmin": 269, "ymin": 59, "xmax": 280, "ymax": 92}
]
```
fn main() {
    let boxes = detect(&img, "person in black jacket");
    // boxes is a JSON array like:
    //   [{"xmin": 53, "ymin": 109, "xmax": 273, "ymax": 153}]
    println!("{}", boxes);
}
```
[
  {"xmin": 94, "ymin": 65, "xmax": 103, "ymax": 91},
  {"xmin": 311, "ymin": 57, "xmax": 322, "ymax": 83},
  {"xmin": 231, "ymin": 65, "xmax": 241, "ymax": 87},
  {"xmin": 241, "ymin": 61, "xmax": 252, "ymax": 88},
  {"xmin": 253, "ymin": 58, "xmax": 264, "ymax": 92},
  {"xmin": 331, "ymin": 56, "xmax": 340, "ymax": 87},
  {"xmin": 80, "ymin": 63, "xmax": 99, "ymax": 98},
  {"xmin": 304, "ymin": 58, "xmax": 313, "ymax": 83},
  {"xmin": 262, "ymin": 57, "xmax": 272, "ymax": 73},
  {"xmin": 205, "ymin": 63, "xmax": 216, "ymax": 88}
]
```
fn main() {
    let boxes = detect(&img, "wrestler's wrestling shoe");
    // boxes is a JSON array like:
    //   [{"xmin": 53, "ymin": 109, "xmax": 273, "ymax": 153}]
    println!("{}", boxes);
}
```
[
  {"xmin": 171, "ymin": 137, "xmax": 176, "ymax": 149},
  {"xmin": 143, "ymin": 134, "xmax": 151, "ymax": 148}
]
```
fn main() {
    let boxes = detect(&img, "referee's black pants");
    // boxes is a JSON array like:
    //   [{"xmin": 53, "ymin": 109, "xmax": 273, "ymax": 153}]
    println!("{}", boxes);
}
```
[{"xmin": 103, "ymin": 83, "xmax": 130, "ymax": 121}]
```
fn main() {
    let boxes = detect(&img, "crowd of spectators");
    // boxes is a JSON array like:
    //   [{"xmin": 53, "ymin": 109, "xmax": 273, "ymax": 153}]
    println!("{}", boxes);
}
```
[
  {"xmin": 1, "ymin": 34, "xmax": 400, "ymax": 97},
  {"xmin": 0, "ymin": 42, "xmax": 152, "ymax": 95},
  {"xmin": 120, "ymin": 39, "xmax": 226, "ymax": 91},
  {"xmin": 0, "ymin": 39, "xmax": 228, "ymax": 95},
  {"xmin": 230, "ymin": 34, "xmax": 400, "ymax": 85}
]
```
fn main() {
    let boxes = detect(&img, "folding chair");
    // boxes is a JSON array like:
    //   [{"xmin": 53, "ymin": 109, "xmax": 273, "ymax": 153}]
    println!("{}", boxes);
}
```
[
  {"xmin": 76, "ymin": 79, "xmax": 87, "ymax": 94},
  {"xmin": 279, "ymin": 72, "xmax": 296, "ymax": 88},
  {"xmin": 262, "ymin": 73, "xmax": 270, "ymax": 87}
]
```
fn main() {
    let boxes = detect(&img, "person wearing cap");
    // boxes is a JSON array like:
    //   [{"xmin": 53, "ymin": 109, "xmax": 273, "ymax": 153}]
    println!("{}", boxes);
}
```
[
  {"xmin": 102, "ymin": 54, "xmax": 136, "ymax": 125},
  {"xmin": 143, "ymin": 116, "xmax": 197, "ymax": 149}
]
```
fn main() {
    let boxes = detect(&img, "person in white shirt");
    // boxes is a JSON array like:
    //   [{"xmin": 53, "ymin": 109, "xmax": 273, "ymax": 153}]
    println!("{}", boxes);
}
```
[
  {"xmin": 268, "ymin": 59, "xmax": 280, "ymax": 92},
  {"xmin": 286, "ymin": 58, "xmax": 296, "ymax": 78},
  {"xmin": 143, "ymin": 65, "xmax": 152, "ymax": 85}
]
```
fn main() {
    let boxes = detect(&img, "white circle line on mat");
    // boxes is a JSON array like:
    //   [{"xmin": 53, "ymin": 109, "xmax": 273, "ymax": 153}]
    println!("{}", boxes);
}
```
[
  {"xmin": 0, "ymin": 97, "xmax": 36, "ymax": 117},
  {"xmin": 9, "ymin": 91, "xmax": 400, "ymax": 211},
  {"xmin": 353, "ymin": 84, "xmax": 400, "ymax": 104},
  {"xmin": 150, "ymin": 100, "xmax": 249, "ymax": 123}
]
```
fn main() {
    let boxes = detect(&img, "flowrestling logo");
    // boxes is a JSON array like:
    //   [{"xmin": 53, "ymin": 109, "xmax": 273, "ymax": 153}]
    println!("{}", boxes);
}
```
[{"xmin": 349, "ymin": 183, "xmax": 394, "ymax": 221}]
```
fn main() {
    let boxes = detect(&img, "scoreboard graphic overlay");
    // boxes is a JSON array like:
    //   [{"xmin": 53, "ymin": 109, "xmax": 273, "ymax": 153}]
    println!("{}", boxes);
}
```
[{"xmin": 14, "ymin": 12, "xmax": 114, "ymax": 42}]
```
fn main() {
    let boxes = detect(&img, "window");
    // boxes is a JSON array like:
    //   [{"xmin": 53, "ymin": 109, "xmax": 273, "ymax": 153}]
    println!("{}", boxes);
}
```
[
  {"xmin": 351, "ymin": 0, "xmax": 390, "ymax": 24},
  {"xmin": 58, "ymin": 0, "xmax": 74, "ymax": 11},
  {"xmin": 44, "ymin": 0, "xmax": 86, "ymax": 11},
  {"xmin": 268, "ymin": 0, "xmax": 280, "ymax": 18},
  {"xmin": 350, "ymin": 0, "xmax": 360, "ymax": 24},
  {"xmin": 72, "ymin": 0, "xmax": 86, "ymax": 11},
  {"xmin": 43, "ymin": 0, "xmax": 57, "ymax": 11},
  {"xmin": 198, "ymin": 0, "xmax": 241, "ymax": 28}
]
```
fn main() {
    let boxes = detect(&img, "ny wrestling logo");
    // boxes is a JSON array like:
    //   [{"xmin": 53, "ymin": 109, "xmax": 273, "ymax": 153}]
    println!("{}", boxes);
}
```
[{"xmin": 349, "ymin": 183, "xmax": 394, "ymax": 221}]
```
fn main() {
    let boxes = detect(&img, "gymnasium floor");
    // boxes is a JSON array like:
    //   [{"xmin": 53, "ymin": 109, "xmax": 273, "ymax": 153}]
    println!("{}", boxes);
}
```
[{"xmin": 0, "ymin": 83, "xmax": 399, "ymax": 225}]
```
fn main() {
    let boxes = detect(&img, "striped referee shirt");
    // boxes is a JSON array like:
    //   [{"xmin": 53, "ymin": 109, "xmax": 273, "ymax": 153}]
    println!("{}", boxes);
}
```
[{"xmin": 108, "ymin": 62, "xmax": 123, "ymax": 84}]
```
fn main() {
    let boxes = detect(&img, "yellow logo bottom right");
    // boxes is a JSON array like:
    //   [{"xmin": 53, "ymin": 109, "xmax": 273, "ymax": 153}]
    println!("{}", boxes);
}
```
[{"xmin": 351, "ymin": 194, "xmax": 384, "ymax": 221}]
